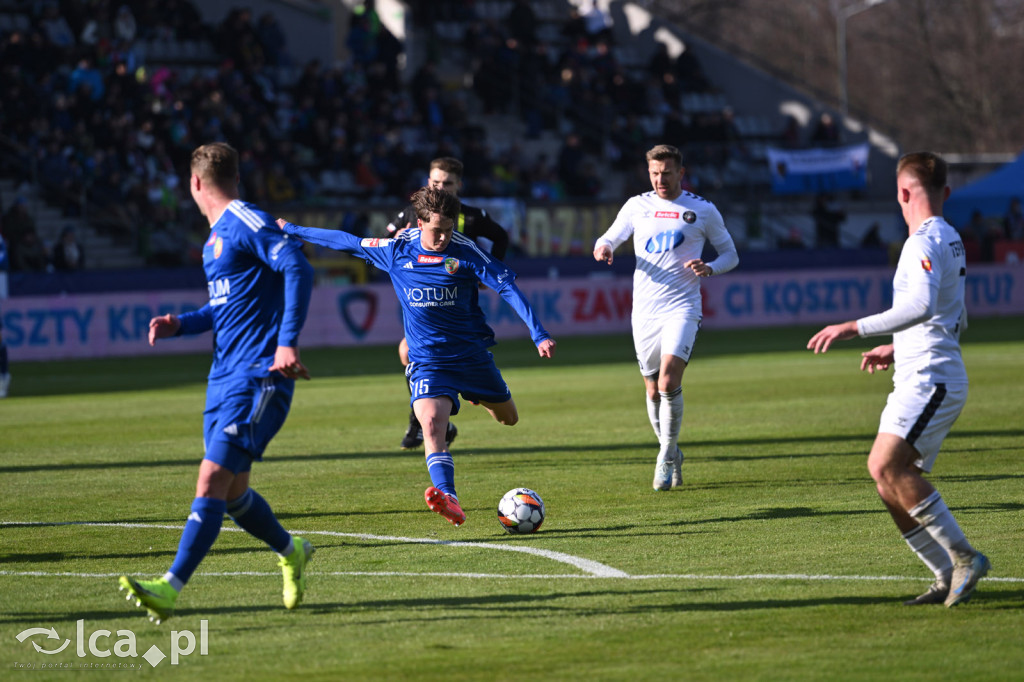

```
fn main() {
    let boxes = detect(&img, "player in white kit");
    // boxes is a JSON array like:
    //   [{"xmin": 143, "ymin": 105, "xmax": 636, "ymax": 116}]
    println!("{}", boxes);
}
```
[
  {"xmin": 808, "ymin": 151, "xmax": 989, "ymax": 607},
  {"xmin": 594, "ymin": 145, "xmax": 738, "ymax": 491}
]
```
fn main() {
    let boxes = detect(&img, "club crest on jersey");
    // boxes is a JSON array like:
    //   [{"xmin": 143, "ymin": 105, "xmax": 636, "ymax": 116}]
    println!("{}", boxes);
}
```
[
  {"xmin": 683, "ymin": 211, "xmax": 697, "ymax": 223},
  {"xmin": 444, "ymin": 257, "xmax": 460, "ymax": 274},
  {"xmin": 213, "ymin": 236, "xmax": 224, "ymax": 259},
  {"xmin": 418, "ymin": 254, "xmax": 444, "ymax": 264},
  {"xmin": 921, "ymin": 258, "xmax": 933, "ymax": 272},
  {"xmin": 655, "ymin": 211, "xmax": 679, "ymax": 219}
]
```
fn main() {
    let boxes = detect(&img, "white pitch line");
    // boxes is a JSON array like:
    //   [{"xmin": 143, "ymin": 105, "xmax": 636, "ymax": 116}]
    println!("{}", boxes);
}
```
[
  {"xmin": 289, "ymin": 528, "xmax": 630, "ymax": 578},
  {"xmin": 1, "ymin": 521, "xmax": 629, "ymax": 578},
  {"xmin": 5, "ymin": 521, "xmax": 1022, "ymax": 584}
]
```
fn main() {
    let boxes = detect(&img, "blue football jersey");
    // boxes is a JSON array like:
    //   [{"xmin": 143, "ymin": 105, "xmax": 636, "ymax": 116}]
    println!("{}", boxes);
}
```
[
  {"xmin": 283, "ymin": 223, "xmax": 549, "ymax": 363},
  {"xmin": 179, "ymin": 200, "xmax": 313, "ymax": 378}
]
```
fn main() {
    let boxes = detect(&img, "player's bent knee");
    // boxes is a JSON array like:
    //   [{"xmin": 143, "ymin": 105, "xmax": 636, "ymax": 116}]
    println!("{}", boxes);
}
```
[
  {"xmin": 487, "ymin": 405, "xmax": 518, "ymax": 425},
  {"xmin": 866, "ymin": 458, "xmax": 888, "ymax": 484}
]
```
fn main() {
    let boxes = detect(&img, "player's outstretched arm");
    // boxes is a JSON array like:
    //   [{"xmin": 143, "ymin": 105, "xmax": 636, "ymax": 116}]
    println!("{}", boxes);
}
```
[
  {"xmin": 860, "ymin": 344, "xmax": 895, "ymax": 374},
  {"xmin": 275, "ymin": 218, "xmax": 362, "ymax": 253},
  {"xmin": 148, "ymin": 314, "xmax": 181, "ymax": 346},
  {"xmin": 807, "ymin": 320, "xmax": 859, "ymax": 354},
  {"xmin": 269, "ymin": 345, "xmax": 310, "ymax": 380},
  {"xmin": 497, "ymin": 282, "xmax": 552, "ymax": 355}
]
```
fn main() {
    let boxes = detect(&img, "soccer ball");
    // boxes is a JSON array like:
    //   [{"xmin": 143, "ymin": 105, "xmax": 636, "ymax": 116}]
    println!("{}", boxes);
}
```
[{"xmin": 497, "ymin": 488, "xmax": 545, "ymax": 534}]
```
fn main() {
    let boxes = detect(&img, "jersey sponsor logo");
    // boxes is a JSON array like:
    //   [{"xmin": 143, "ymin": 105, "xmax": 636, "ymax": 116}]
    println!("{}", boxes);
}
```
[
  {"xmin": 418, "ymin": 254, "xmax": 444, "ymax": 264},
  {"xmin": 360, "ymin": 238, "xmax": 392, "ymax": 248},
  {"xmin": 208, "ymin": 278, "xmax": 231, "ymax": 306},
  {"xmin": 444, "ymin": 257, "xmax": 460, "ymax": 274},
  {"xmin": 921, "ymin": 259, "xmax": 933, "ymax": 272},
  {"xmin": 403, "ymin": 285, "xmax": 459, "ymax": 308},
  {"xmin": 645, "ymin": 229, "xmax": 685, "ymax": 254},
  {"xmin": 213, "ymin": 237, "xmax": 224, "ymax": 259},
  {"xmin": 655, "ymin": 211, "xmax": 680, "ymax": 219},
  {"xmin": 683, "ymin": 211, "xmax": 697, "ymax": 223}
]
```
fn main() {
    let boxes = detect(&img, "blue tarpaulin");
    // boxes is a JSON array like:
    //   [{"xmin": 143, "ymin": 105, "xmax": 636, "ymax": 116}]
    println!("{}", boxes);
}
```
[{"xmin": 945, "ymin": 153, "xmax": 1024, "ymax": 227}]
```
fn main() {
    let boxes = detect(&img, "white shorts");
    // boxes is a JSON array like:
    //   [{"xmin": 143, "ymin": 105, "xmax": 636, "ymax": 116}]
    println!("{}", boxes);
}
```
[
  {"xmin": 878, "ymin": 382, "xmax": 967, "ymax": 472},
  {"xmin": 633, "ymin": 314, "xmax": 701, "ymax": 377}
]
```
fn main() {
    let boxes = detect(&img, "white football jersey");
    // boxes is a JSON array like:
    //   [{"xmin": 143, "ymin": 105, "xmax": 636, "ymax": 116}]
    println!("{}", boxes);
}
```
[
  {"xmin": 860, "ymin": 217, "xmax": 968, "ymax": 385},
  {"xmin": 596, "ymin": 190, "xmax": 738, "ymax": 321}
]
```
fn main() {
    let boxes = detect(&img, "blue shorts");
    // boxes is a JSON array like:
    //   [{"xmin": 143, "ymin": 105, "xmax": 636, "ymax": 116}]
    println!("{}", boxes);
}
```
[
  {"xmin": 203, "ymin": 373, "xmax": 295, "ymax": 474},
  {"xmin": 405, "ymin": 351, "xmax": 511, "ymax": 416}
]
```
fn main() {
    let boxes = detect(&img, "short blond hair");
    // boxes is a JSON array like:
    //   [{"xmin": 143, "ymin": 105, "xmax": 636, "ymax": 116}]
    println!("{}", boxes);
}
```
[
  {"xmin": 191, "ymin": 143, "xmax": 239, "ymax": 190},
  {"xmin": 645, "ymin": 144, "xmax": 682, "ymax": 166}
]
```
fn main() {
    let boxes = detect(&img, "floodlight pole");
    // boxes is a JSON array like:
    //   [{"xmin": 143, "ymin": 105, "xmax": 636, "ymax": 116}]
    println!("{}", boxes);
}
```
[{"xmin": 837, "ymin": 0, "xmax": 889, "ymax": 118}]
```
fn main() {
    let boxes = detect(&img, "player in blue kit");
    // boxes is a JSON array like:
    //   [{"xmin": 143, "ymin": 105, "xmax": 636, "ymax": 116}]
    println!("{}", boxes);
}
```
[
  {"xmin": 118, "ymin": 143, "xmax": 315, "ymax": 623},
  {"xmin": 278, "ymin": 186, "xmax": 556, "ymax": 527}
]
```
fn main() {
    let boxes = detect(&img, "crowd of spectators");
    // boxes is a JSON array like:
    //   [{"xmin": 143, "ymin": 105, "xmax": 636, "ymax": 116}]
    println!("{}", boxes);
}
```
[
  {"xmin": 959, "ymin": 197, "xmax": 1024, "ymax": 262},
  {"xmin": 438, "ymin": 0, "xmax": 742, "ymax": 198},
  {"xmin": 2, "ymin": 0, "xmax": 918, "ymax": 273},
  {"xmin": 0, "ymin": 193, "xmax": 88, "ymax": 273},
  {"xmin": 0, "ymin": 0, "xmax": 760, "ymax": 252}
]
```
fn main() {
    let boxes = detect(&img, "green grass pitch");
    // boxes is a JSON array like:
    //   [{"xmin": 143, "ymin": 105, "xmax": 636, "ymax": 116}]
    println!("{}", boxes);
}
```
[{"xmin": 1, "ymin": 318, "xmax": 1022, "ymax": 680}]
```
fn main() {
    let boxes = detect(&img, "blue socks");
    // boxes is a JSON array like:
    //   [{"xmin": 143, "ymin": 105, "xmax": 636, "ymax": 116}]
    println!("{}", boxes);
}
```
[
  {"xmin": 167, "ymin": 497, "xmax": 226, "ymax": 586},
  {"xmin": 226, "ymin": 488, "xmax": 291, "ymax": 555},
  {"xmin": 165, "ymin": 490, "xmax": 293, "ymax": 590},
  {"xmin": 426, "ymin": 451, "xmax": 457, "ymax": 498}
]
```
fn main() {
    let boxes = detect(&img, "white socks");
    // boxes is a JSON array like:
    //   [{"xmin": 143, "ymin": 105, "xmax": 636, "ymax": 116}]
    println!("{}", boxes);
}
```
[
  {"xmin": 902, "ymin": 525, "xmax": 953, "ymax": 585},
  {"xmin": 908, "ymin": 490, "xmax": 975, "ymax": 561},
  {"xmin": 657, "ymin": 387, "xmax": 683, "ymax": 457},
  {"xmin": 646, "ymin": 395, "xmax": 661, "ymax": 440}
]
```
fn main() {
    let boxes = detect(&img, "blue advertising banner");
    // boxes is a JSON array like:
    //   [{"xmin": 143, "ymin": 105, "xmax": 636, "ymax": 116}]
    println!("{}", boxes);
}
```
[
  {"xmin": 2, "ymin": 265, "xmax": 1021, "ymax": 361},
  {"xmin": 767, "ymin": 144, "xmax": 870, "ymax": 194}
]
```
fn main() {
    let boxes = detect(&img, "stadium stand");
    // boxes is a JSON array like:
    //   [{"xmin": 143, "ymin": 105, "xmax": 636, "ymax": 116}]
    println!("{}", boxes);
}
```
[{"xmin": 0, "ymin": 0, "xmax": 932, "ymax": 283}]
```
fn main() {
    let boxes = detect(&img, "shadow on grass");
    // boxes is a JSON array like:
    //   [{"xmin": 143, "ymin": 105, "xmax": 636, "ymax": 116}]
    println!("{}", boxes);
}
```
[
  {"xmin": 11, "ymin": 587, "xmax": 1020, "ymax": 628},
  {"xmin": 0, "ymin": 541, "xmax": 349, "ymax": 565},
  {"xmin": 3, "ymin": 428, "xmax": 1020, "ymax": 475},
  {"xmin": 2, "ymin": 583, "xmax": 1021, "ymax": 627},
  {"xmin": 13, "ymin": 315, "xmax": 1023, "ymax": 397}
]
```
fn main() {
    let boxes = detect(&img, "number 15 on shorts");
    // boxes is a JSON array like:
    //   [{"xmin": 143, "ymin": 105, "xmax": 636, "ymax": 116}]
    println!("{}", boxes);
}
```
[{"xmin": 411, "ymin": 379, "xmax": 430, "ymax": 397}]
